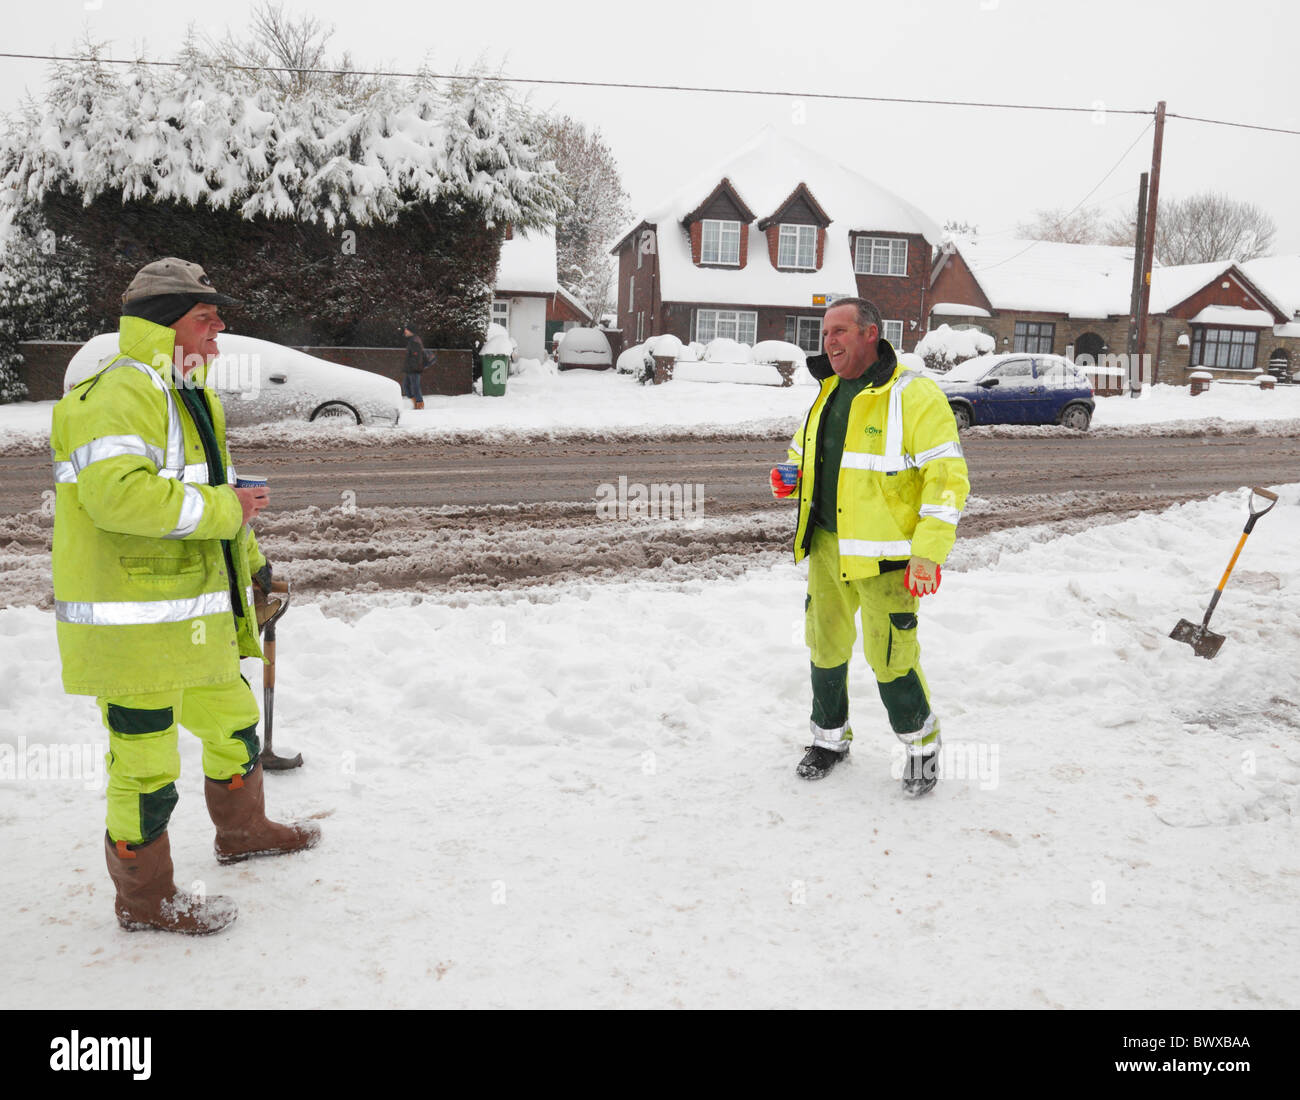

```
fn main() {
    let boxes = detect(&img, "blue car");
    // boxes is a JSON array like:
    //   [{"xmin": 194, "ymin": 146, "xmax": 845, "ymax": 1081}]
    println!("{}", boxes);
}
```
[{"xmin": 936, "ymin": 353, "xmax": 1094, "ymax": 431}]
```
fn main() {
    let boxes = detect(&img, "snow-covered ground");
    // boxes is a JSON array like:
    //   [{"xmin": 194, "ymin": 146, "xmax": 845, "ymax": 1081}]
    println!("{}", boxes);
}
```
[
  {"xmin": 3, "ymin": 370, "xmax": 1300, "ymax": 451},
  {"xmin": 2, "ymin": 484, "xmax": 1297, "ymax": 1008}
]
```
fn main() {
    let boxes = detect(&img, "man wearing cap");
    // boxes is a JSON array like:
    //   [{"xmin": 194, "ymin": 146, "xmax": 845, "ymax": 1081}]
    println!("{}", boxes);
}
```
[{"xmin": 51, "ymin": 258, "xmax": 320, "ymax": 935}]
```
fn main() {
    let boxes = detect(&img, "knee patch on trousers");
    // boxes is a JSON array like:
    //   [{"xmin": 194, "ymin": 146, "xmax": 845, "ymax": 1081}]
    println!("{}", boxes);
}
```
[
  {"xmin": 877, "ymin": 670, "xmax": 931, "ymax": 736},
  {"xmin": 231, "ymin": 723, "xmax": 260, "ymax": 776},
  {"xmin": 106, "ymin": 704, "xmax": 173, "ymax": 735},
  {"xmin": 138, "ymin": 783, "xmax": 179, "ymax": 844}
]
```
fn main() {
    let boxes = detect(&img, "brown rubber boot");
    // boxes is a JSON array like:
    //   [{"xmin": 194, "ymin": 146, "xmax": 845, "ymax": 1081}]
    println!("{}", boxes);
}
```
[
  {"xmin": 204, "ymin": 763, "xmax": 321, "ymax": 864},
  {"xmin": 104, "ymin": 832, "xmax": 238, "ymax": 935},
  {"xmin": 413, "ymin": 400, "xmax": 425, "ymax": 409}
]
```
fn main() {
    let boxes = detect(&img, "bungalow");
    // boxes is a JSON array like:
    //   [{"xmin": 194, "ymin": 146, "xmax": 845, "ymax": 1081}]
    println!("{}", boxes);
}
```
[
  {"xmin": 493, "ymin": 227, "xmax": 594, "ymax": 361},
  {"xmin": 1239, "ymin": 255, "xmax": 1300, "ymax": 382},
  {"xmin": 928, "ymin": 237, "xmax": 1297, "ymax": 388},
  {"xmin": 610, "ymin": 128, "xmax": 941, "ymax": 355}
]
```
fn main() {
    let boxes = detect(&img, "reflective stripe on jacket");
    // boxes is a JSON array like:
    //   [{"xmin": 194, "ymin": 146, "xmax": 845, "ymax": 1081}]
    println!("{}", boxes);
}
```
[
  {"xmin": 789, "ymin": 344, "xmax": 970, "ymax": 580},
  {"xmin": 50, "ymin": 316, "xmax": 266, "ymax": 696}
]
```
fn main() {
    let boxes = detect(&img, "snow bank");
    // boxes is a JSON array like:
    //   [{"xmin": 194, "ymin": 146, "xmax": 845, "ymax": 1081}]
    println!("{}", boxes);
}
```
[
  {"xmin": 5, "ymin": 373, "xmax": 1300, "ymax": 452},
  {"xmin": 3, "ymin": 485, "xmax": 1298, "ymax": 1008}
]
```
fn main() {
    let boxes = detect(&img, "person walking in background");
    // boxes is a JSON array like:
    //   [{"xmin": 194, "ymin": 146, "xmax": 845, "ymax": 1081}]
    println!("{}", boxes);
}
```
[
  {"xmin": 51, "ymin": 257, "xmax": 321, "ymax": 935},
  {"xmin": 402, "ymin": 324, "xmax": 426, "ymax": 409},
  {"xmin": 771, "ymin": 297, "xmax": 969, "ymax": 796}
]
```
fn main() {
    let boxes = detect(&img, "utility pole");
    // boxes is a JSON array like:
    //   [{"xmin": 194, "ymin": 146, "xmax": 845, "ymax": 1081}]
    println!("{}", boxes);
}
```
[
  {"xmin": 1134, "ymin": 101, "xmax": 1167, "ymax": 387},
  {"xmin": 1126, "ymin": 171, "xmax": 1149, "ymax": 395}
]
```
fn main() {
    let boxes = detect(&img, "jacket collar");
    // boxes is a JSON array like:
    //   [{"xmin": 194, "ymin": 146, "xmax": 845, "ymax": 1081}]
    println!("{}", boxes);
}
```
[
  {"xmin": 807, "ymin": 338, "xmax": 900, "ymax": 388},
  {"xmin": 116, "ymin": 315, "xmax": 210, "ymax": 387}
]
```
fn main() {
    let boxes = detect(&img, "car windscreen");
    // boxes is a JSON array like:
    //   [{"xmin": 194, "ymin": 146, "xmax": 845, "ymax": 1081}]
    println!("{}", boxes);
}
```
[{"xmin": 941, "ymin": 356, "xmax": 996, "ymax": 382}]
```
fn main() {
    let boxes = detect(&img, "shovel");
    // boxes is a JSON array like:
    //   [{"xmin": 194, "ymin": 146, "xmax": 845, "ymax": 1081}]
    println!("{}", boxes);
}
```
[
  {"xmin": 256, "ymin": 578, "xmax": 303, "ymax": 770},
  {"xmin": 1170, "ymin": 486, "xmax": 1278, "ymax": 659}
]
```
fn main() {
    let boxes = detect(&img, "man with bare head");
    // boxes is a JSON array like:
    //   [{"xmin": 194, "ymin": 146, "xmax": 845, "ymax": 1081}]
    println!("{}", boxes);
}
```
[{"xmin": 771, "ymin": 296, "xmax": 969, "ymax": 793}]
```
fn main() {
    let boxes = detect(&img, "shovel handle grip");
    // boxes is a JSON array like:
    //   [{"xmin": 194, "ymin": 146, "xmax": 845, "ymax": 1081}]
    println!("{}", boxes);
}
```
[{"xmin": 1246, "ymin": 486, "xmax": 1278, "ymax": 532}]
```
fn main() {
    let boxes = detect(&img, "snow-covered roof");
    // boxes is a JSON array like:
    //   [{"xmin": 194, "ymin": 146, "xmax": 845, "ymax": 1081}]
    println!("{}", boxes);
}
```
[
  {"xmin": 930, "ymin": 302, "xmax": 991, "ymax": 318},
  {"xmin": 555, "ymin": 284, "xmax": 592, "ymax": 320},
  {"xmin": 1241, "ymin": 254, "xmax": 1300, "ymax": 320},
  {"xmin": 618, "ymin": 127, "xmax": 942, "ymax": 309},
  {"xmin": 941, "ymin": 237, "xmax": 1139, "ymax": 317},
  {"xmin": 495, "ymin": 228, "xmax": 557, "ymax": 295},
  {"xmin": 1147, "ymin": 260, "xmax": 1236, "ymax": 314},
  {"xmin": 1188, "ymin": 306, "xmax": 1274, "ymax": 328}
]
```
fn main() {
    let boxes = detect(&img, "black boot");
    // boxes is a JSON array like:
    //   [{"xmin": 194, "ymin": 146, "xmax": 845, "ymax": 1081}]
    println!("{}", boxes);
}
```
[
  {"xmin": 901, "ymin": 740, "xmax": 940, "ymax": 797},
  {"xmin": 797, "ymin": 744, "xmax": 848, "ymax": 780}
]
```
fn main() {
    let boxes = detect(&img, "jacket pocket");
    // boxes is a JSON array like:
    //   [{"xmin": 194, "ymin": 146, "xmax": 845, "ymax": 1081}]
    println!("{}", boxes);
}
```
[
  {"xmin": 886, "ymin": 611, "xmax": 919, "ymax": 674},
  {"xmin": 120, "ymin": 555, "xmax": 203, "ymax": 579}
]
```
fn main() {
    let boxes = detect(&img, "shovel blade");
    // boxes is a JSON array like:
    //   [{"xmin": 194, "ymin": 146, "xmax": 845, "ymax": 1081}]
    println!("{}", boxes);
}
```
[
  {"xmin": 260, "ymin": 748, "xmax": 304, "ymax": 770},
  {"xmin": 1170, "ymin": 618, "xmax": 1226, "ymax": 659}
]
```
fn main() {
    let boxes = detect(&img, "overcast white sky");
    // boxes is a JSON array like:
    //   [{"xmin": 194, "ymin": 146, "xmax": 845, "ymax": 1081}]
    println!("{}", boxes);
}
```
[{"xmin": 4, "ymin": 0, "xmax": 1298, "ymax": 254}]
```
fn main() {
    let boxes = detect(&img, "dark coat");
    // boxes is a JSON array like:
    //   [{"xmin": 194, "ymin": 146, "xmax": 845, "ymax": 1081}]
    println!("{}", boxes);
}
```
[{"xmin": 404, "ymin": 334, "xmax": 426, "ymax": 374}]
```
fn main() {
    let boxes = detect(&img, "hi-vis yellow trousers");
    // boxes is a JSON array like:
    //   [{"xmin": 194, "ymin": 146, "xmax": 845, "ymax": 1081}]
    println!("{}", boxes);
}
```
[
  {"xmin": 97, "ymin": 678, "xmax": 261, "ymax": 845},
  {"xmin": 805, "ymin": 526, "xmax": 939, "ymax": 751}
]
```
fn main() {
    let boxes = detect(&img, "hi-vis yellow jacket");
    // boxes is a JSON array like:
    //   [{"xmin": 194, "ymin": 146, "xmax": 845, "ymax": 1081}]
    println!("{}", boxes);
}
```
[
  {"xmin": 50, "ymin": 316, "xmax": 265, "ymax": 696},
  {"xmin": 788, "ymin": 346, "xmax": 970, "ymax": 581}
]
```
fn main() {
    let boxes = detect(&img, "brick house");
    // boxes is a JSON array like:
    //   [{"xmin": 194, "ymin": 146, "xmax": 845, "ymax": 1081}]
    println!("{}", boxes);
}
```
[
  {"xmin": 929, "ymin": 237, "xmax": 1298, "ymax": 388},
  {"xmin": 610, "ymin": 128, "xmax": 941, "ymax": 356}
]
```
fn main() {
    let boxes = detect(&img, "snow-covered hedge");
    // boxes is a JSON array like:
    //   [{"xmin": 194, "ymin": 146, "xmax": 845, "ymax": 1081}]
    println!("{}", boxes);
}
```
[
  {"xmin": 751, "ymin": 340, "xmax": 807, "ymax": 368},
  {"xmin": 0, "ymin": 53, "xmax": 567, "ymax": 349},
  {"xmin": 2, "ymin": 57, "xmax": 564, "ymax": 233},
  {"xmin": 915, "ymin": 324, "xmax": 995, "ymax": 374},
  {"xmin": 703, "ymin": 338, "xmax": 751, "ymax": 364}
]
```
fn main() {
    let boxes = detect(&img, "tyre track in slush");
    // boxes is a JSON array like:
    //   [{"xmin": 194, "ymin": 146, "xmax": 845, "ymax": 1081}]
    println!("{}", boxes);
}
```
[{"xmin": 2, "ymin": 430, "xmax": 1297, "ymax": 608}]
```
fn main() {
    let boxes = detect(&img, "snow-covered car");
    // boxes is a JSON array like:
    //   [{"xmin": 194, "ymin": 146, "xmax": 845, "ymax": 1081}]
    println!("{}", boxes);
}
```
[
  {"xmin": 64, "ymin": 333, "xmax": 402, "ymax": 427},
  {"xmin": 937, "ymin": 353, "xmax": 1094, "ymax": 431},
  {"xmin": 556, "ymin": 327, "xmax": 612, "ymax": 369}
]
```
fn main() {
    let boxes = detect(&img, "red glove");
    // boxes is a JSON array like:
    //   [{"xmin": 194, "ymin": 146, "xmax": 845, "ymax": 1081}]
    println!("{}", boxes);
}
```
[
  {"xmin": 770, "ymin": 467, "xmax": 799, "ymax": 499},
  {"xmin": 905, "ymin": 557, "xmax": 941, "ymax": 597}
]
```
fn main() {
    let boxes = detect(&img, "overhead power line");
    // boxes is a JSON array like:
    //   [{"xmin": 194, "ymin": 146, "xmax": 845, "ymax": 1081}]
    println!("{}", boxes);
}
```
[
  {"xmin": 969, "ymin": 119, "xmax": 1156, "ymax": 272},
  {"xmin": 2, "ymin": 50, "xmax": 1294, "ymax": 134}
]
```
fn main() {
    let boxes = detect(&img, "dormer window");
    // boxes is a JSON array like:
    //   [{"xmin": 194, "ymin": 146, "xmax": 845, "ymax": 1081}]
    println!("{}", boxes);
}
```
[
  {"xmin": 778, "ymin": 225, "xmax": 817, "ymax": 269},
  {"xmin": 701, "ymin": 220, "xmax": 741, "ymax": 265}
]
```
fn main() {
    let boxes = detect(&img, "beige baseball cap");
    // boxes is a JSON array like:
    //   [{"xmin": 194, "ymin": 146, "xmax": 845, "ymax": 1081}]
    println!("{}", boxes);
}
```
[{"xmin": 120, "ymin": 257, "xmax": 240, "ymax": 308}]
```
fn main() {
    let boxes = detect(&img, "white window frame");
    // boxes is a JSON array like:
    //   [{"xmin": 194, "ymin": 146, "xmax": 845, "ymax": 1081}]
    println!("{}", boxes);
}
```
[
  {"xmin": 701, "ymin": 219, "xmax": 741, "ymax": 265},
  {"xmin": 491, "ymin": 299, "xmax": 510, "ymax": 330},
  {"xmin": 882, "ymin": 319, "xmax": 904, "ymax": 348},
  {"xmin": 853, "ymin": 236, "xmax": 908, "ymax": 277},
  {"xmin": 777, "ymin": 224, "xmax": 817, "ymax": 269},
  {"xmin": 785, "ymin": 315, "xmax": 822, "ymax": 353},
  {"xmin": 695, "ymin": 309, "xmax": 757, "ymax": 346}
]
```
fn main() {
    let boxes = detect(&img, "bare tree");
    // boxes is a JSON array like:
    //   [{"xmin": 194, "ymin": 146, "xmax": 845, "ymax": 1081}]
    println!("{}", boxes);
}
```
[
  {"xmin": 1102, "ymin": 190, "xmax": 1276, "ymax": 265},
  {"xmin": 1153, "ymin": 191, "xmax": 1276, "ymax": 265},
  {"xmin": 540, "ymin": 116, "xmax": 631, "ymax": 320},
  {"xmin": 207, "ymin": 1, "xmax": 385, "ymax": 105},
  {"xmin": 1016, "ymin": 206, "xmax": 1106, "ymax": 244}
]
